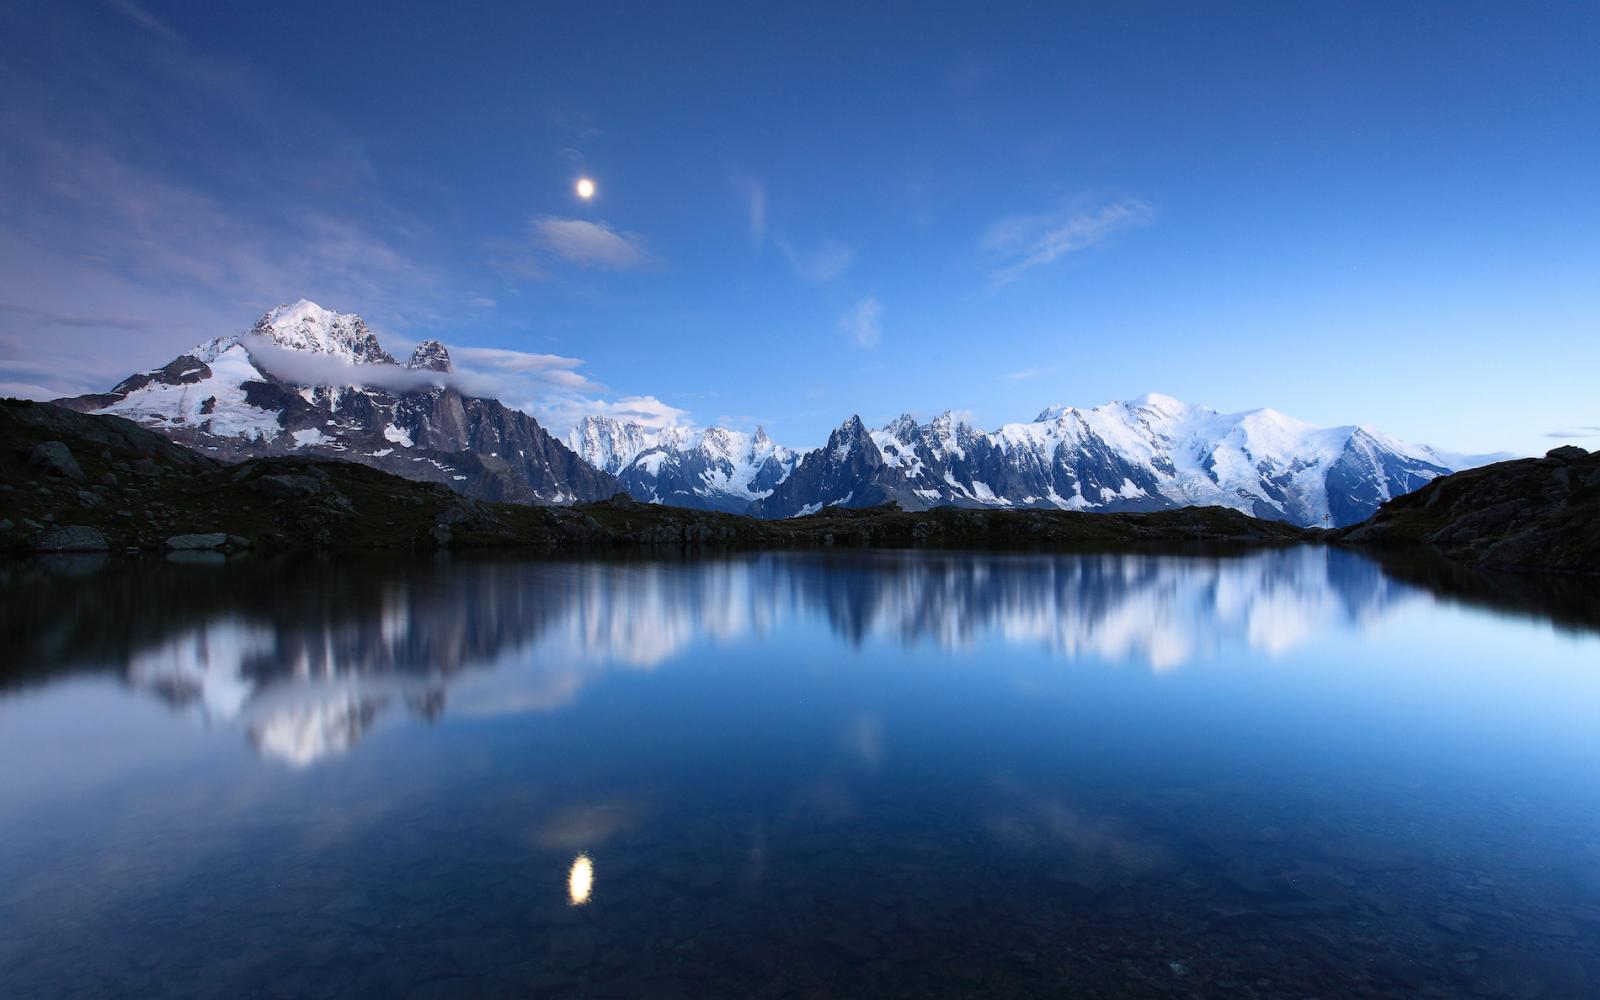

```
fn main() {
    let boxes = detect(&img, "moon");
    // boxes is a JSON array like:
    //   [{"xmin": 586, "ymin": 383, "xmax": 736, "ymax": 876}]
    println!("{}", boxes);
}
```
[
  {"xmin": 568, "ymin": 853, "xmax": 593, "ymax": 905},
  {"xmin": 575, "ymin": 177, "xmax": 596, "ymax": 200}
]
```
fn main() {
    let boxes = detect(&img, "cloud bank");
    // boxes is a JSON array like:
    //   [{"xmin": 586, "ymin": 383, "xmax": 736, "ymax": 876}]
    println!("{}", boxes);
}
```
[{"xmin": 241, "ymin": 337, "xmax": 682, "ymax": 438}]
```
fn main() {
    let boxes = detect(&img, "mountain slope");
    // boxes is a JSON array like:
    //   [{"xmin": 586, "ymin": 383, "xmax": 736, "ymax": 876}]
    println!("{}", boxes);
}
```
[
  {"xmin": 54, "ymin": 301, "xmax": 617, "ymax": 505},
  {"xmin": 745, "ymin": 394, "xmax": 1482, "ymax": 527}
]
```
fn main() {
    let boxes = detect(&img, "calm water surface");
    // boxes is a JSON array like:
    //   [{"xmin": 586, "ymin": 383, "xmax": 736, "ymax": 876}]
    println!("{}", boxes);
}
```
[{"xmin": 1, "ymin": 548, "xmax": 1598, "ymax": 998}]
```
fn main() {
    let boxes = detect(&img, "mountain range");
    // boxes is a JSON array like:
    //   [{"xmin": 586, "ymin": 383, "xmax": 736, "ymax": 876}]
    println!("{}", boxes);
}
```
[
  {"xmin": 579, "ymin": 395, "xmax": 1493, "ymax": 527},
  {"xmin": 53, "ymin": 300, "xmax": 1498, "ymax": 527}
]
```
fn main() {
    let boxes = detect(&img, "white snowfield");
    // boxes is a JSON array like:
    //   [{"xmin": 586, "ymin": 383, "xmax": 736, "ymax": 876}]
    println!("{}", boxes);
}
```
[{"xmin": 99, "ymin": 341, "xmax": 285, "ymax": 441}]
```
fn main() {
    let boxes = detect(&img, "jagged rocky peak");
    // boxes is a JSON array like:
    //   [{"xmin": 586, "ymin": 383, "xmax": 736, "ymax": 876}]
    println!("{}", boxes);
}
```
[
  {"xmin": 249, "ymin": 300, "xmax": 395, "ymax": 365},
  {"xmin": 406, "ymin": 340, "xmax": 452, "ymax": 373},
  {"xmin": 700, "ymin": 425, "xmax": 739, "ymax": 455},
  {"xmin": 831, "ymin": 414, "xmax": 868, "ymax": 444},
  {"xmin": 882, "ymin": 413, "xmax": 920, "ymax": 441},
  {"xmin": 566, "ymin": 415, "xmax": 694, "ymax": 474},
  {"xmin": 826, "ymin": 415, "xmax": 879, "ymax": 462},
  {"xmin": 929, "ymin": 409, "xmax": 979, "ymax": 437}
]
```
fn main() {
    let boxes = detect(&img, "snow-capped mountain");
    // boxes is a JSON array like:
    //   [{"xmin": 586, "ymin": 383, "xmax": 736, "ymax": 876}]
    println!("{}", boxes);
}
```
[
  {"xmin": 733, "ymin": 393, "xmax": 1481, "ymax": 526},
  {"xmin": 568, "ymin": 415, "xmax": 798, "ymax": 513},
  {"xmin": 56, "ymin": 301, "xmax": 617, "ymax": 505}
]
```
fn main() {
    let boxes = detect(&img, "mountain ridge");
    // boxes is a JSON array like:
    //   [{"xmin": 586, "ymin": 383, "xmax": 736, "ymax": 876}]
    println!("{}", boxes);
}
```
[
  {"xmin": 580, "ymin": 394, "xmax": 1500, "ymax": 528},
  {"xmin": 43, "ymin": 299, "xmax": 1501, "ymax": 525}
]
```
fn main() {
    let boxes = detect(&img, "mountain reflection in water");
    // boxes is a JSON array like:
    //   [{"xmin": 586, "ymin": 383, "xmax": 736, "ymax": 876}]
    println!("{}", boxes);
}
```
[
  {"xmin": 0, "ymin": 546, "xmax": 1569, "ymax": 766},
  {"xmin": 2, "ymin": 547, "xmax": 1598, "ymax": 1000}
]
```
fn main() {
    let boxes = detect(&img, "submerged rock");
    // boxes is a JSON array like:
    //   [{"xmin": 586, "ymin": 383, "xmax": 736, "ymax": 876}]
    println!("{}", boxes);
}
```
[{"xmin": 164, "ymin": 533, "xmax": 230, "ymax": 551}]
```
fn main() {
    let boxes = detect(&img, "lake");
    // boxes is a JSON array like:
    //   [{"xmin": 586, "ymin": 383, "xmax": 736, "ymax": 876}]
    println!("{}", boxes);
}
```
[{"xmin": 1, "ymin": 547, "xmax": 1597, "ymax": 998}]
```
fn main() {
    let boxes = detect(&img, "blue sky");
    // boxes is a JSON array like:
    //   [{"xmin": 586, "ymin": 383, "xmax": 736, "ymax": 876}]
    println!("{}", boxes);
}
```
[{"xmin": 1, "ymin": 1, "xmax": 1595, "ymax": 454}]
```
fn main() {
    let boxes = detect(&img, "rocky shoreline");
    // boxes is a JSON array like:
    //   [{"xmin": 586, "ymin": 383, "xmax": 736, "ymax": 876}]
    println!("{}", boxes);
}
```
[
  {"xmin": 1332, "ymin": 445, "xmax": 1599, "ymax": 575},
  {"xmin": 4, "ymin": 398, "xmax": 1595, "ymax": 575}
]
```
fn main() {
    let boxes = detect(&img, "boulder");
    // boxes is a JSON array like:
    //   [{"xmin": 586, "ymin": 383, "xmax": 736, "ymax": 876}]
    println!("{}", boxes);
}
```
[
  {"xmin": 165, "ymin": 532, "xmax": 229, "ymax": 551},
  {"xmin": 31, "ymin": 525, "xmax": 109, "ymax": 552},
  {"xmin": 27, "ymin": 441, "xmax": 85, "ymax": 482},
  {"xmin": 1546, "ymin": 445, "xmax": 1590, "ymax": 461}
]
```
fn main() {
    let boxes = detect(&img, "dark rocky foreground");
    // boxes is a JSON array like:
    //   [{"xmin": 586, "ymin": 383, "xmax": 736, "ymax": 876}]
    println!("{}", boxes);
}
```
[
  {"xmin": 6, "ymin": 399, "xmax": 1596, "ymax": 575},
  {"xmin": 1333, "ymin": 445, "xmax": 1599, "ymax": 575},
  {"xmin": 3, "ymin": 399, "xmax": 1314, "ymax": 556}
]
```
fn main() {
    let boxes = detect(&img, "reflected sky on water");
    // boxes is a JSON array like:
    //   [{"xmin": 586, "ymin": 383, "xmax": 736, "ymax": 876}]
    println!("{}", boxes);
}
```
[{"xmin": 0, "ymin": 548, "xmax": 1597, "ymax": 998}]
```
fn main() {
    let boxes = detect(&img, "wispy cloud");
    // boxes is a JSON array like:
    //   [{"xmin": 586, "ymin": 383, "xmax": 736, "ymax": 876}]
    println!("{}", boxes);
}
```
[
  {"xmin": 104, "ymin": 0, "xmax": 180, "ymax": 42},
  {"xmin": 1545, "ymin": 427, "xmax": 1600, "ymax": 439},
  {"xmin": 1002, "ymin": 364, "xmax": 1059, "ymax": 382},
  {"xmin": 731, "ymin": 174, "xmax": 767, "ymax": 249},
  {"xmin": 778, "ymin": 238, "xmax": 854, "ymax": 282},
  {"xmin": 8, "ymin": 137, "xmax": 424, "ymax": 308},
  {"xmin": 840, "ymin": 297, "xmax": 883, "ymax": 348},
  {"xmin": 532, "ymin": 216, "xmax": 652, "ymax": 270},
  {"xmin": 0, "ymin": 304, "xmax": 158, "ymax": 331},
  {"xmin": 983, "ymin": 198, "xmax": 1154, "ymax": 287},
  {"xmin": 549, "ymin": 109, "xmax": 602, "ymax": 141},
  {"xmin": 0, "ymin": 2, "xmax": 439, "ymax": 386}
]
